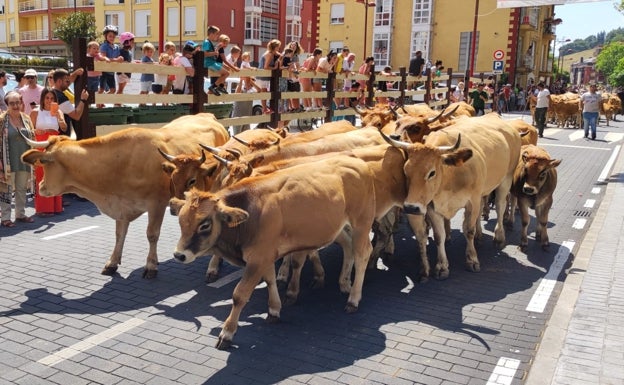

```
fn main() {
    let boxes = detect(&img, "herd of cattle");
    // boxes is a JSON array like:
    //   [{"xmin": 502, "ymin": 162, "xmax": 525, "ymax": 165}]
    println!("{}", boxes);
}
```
[
  {"xmin": 529, "ymin": 90, "xmax": 622, "ymax": 128},
  {"xmin": 19, "ymin": 102, "xmax": 562, "ymax": 350}
]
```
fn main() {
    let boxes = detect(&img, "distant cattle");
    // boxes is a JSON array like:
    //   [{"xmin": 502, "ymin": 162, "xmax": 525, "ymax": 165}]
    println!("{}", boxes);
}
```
[{"xmin": 600, "ymin": 92, "xmax": 622, "ymax": 126}]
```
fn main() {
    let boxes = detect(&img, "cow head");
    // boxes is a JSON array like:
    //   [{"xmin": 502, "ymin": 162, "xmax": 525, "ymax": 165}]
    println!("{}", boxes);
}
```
[
  {"xmin": 214, "ymin": 155, "xmax": 265, "ymax": 188},
  {"xmin": 380, "ymin": 130, "xmax": 472, "ymax": 215},
  {"xmin": 231, "ymin": 135, "xmax": 280, "ymax": 151},
  {"xmin": 354, "ymin": 104, "xmax": 397, "ymax": 130},
  {"xmin": 21, "ymin": 136, "xmax": 74, "ymax": 196},
  {"xmin": 520, "ymin": 147, "xmax": 561, "ymax": 195},
  {"xmin": 171, "ymin": 189, "xmax": 249, "ymax": 263},
  {"xmin": 159, "ymin": 149, "xmax": 219, "ymax": 199}
]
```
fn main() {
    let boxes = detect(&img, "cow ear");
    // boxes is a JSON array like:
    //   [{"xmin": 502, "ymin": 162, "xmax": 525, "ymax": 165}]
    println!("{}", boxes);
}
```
[
  {"xmin": 21, "ymin": 150, "xmax": 51, "ymax": 166},
  {"xmin": 162, "ymin": 162, "xmax": 175, "ymax": 175},
  {"xmin": 442, "ymin": 148, "xmax": 472, "ymax": 166},
  {"xmin": 249, "ymin": 155, "xmax": 265, "ymax": 168},
  {"xmin": 169, "ymin": 197, "xmax": 185, "ymax": 216},
  {"xmin": 202, "ymin": 164, "xmax": 218, "ymax": 177},
  {"xmin": 549, "ymin": 159, "xmax": 562, "ymax": 168},
  {"xmin": 217, "ymin": 205, "xmax": 249, "ymax": 228}
]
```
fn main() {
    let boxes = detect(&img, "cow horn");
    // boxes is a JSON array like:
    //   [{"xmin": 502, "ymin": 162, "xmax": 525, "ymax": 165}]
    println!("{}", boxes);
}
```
[
  {"xmin": 352, "ymin": 104, "xmax": 366, "ymax": 116},
  {"xmin": 232, "ymin": 135, "xmax": 251, "ymax": 147},
  {"xmin": 224, "ymin": 148, "xmax": 242, "ymax": 159},
  {"xmin": 199, "ymin": 143, "xmax": 221, "ymax": 155},
  {"xmin": 378, "ymin": 128, "xmax": 411, "ymax": 151},
  {"xmin": 17, "ymin": 127, "xmax": 50, "ymax": 149},
  {"xmin": 197, "ymin": 149, "xmax": 206, "ymax": 163},
  {"xmin": 437, "ymin": 133, "xmax": 462, "ymax": 153},
  {"xmin": 212, "ymin": 154, "xmax": 232, "ymax": 168},
  {"xmin": 426, "ymin": 109, "xmax": 446, "ymax": 124},
  {"xmin": 441, "ymin": 104, "xmax": 460, "ymax": 119},
  {"xmin": 519, "ymin": 130, "xmax": 529, "ymax": 138},
  {"xmin": 265, "ymin": 125, "xmax": 275, "ymax": 131},
  {"xmin": 158, "ymin": 148, "xmax": 177, "ymax": 162},
  {"xmin": 390, "ymin": 104, "xmax": 404, "ymax": 120}
]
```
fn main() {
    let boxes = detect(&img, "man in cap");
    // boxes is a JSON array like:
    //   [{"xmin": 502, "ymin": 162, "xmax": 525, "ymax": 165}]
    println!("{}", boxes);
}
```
[
  {"xmin": 18, "ymin": 68, "xmax": 44, "ymax": 114},
  {"xmin": 172, "ymin": 40, "xmax": 197, "ymax": 94}
]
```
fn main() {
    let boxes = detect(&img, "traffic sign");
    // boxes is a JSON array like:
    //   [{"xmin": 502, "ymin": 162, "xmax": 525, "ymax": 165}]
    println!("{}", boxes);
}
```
[
  {"xmin": 493, "ymin": 60, "xmax": 504, "ymax": 74},
  {"xmin": 493, "ymin": 49, "xmax": 505, "ymax": 60}
]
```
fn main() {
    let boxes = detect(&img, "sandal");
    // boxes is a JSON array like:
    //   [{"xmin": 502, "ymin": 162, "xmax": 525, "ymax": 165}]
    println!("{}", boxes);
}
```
[
  {"xmin": 16, "ymin": 216, "xmax": 35, "ymax": 223},
  {"xmin": 1, "ymin": 220, "xmax": 15, "ymax": 228},
  {"xmin": 37, "ymin": 212, "xmax": 55, "ymax": 218}
]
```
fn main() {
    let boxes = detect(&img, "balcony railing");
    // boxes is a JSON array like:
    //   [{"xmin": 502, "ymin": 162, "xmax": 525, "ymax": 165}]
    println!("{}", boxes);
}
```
[
  {"xmin": 19, "ymin": 0, "xmax": 47, "ymax": 12},
  {"xmin": 50, "ymin": 0, "xmax": 94, "ymax": 9},
  {"xmin": 20, "ymin": 29, "xmax": 50, "ymax": 41}
]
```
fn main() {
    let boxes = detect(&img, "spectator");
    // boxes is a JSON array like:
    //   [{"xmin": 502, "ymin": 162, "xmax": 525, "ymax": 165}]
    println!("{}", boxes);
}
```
[
  {"xmin": 236, "ymin": 51, "xmax": 260, "ymax": 94},
  {"xmin": 116, "ymin": 32, "xmax": 135, "ymax": 100},
  {"xmin": 0, "ymin": 71, "xmax": 8, "ymax": 111},
  {"xmin": 534, "ymin": 82, "xmax": 551, "ymax": 138},
  {"xmin": 286, "ymin": 41, "xmax": 303, "ymax": 112},
  {"xmin": 13, "ymin": 70, "xmax": 27, "ymax": 90},
  {"xmin": 451, "ymin": 81, "xmax": 466, "ymax": 103},
  {"xmin": 339, "ymin": 53, "xmax": 356, "ymax": 109},
  {"xmin": 300, "ymin": 48, "xmax": 322, "ymax": 111},
  {"xmin": 409, "ymin": 51, "xmax": 425, "ymax": 77},
  {"xmin": 18, "ymin": 68, "xmax": 44, "ymax": 114},
  {"xmin": 258, "ymin": 39, "xmax": 282, "ymax": 113},
  {"xmin": 139, "ymin": 42, "xmax": 156, "ymax": 104},
  {"xmin": 516, "ymin": 87, "xmax": 526, "ymax": 111},
  {"xmin": 162, "ymin": 41, "xmax": 179, "ymax": 94},
  {"xmin": 85, "ymin": 41, "xmax": 109, "ymax": 107},
  {"xmin": 580, "ymin": 83, "xmax": 600, "ymax": 140},
  {"xmin": 172, "ymin": 41, "xmax": 197, "ymax": 95},
  {"xmin": 153, "ymin": 52, "xmax": 172, "ymax": 97},
  {"xmin": 51, "ymin": 68, "xmax": 89, "ymax": 134},
  {"xmin": 316, "ymin": 50, "xmax": 337, "ymax": 110},
  {"xmin": 358, "ymin": 56, "xmax": 374, "ymax": 106},
  {"xmin": 203, "ymin": 25, "xmax": 229, "ymax": 96},
  {"xmin": 377, "ymin": 66, "xmax": 393, "ymax": 105},
  {"xmin": 226, "ymin": 44, "xmax": 242, "ymax": 69},
  {"xmin": 98, "ymin": 25, "xmax": 123, "ymax": 97},
  {"xmin": 468, "ymin": 82, "xmax": 488, "ymax": 116},
  {"xmin": 29, "ymin": 88, "xmax": 67, "ymax": 217},
  {"xmin": 0, "ymin": 91, "xmax": 35, "ymax": 227}
]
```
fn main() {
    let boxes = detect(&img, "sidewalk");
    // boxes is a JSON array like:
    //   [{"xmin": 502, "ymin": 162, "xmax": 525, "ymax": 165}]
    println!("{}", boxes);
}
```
[{"xmin": 526, "ymin": 144, "xmax": 624, "ymax": 384}]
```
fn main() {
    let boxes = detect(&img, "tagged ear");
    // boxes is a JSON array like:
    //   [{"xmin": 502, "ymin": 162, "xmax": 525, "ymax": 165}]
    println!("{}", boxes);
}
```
[
  {"xmin": 217, "ymin": 205, "xmax": 250, "ymax": 228},
  {"xmin": 162, "ymin": 162, "xmax": 176, "ymax": 175},
  {"xmin": 169, "ymin": 197, "xmax": 185, "ymax": 216},
  {"xmin": 522, "ymin": 151, "xmax": 529, "ymax": 164},
  {"xmin": 442, "ymin": 148, "xmax": 473, "ymax": 166},
  {"xmin": 21, "ymin": 150, "xmax": 52, "ymax": 166}
]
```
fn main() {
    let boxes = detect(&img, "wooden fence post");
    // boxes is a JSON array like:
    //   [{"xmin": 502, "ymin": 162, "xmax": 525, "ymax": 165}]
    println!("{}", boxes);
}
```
[
  {"xmin": 72, "ymin": 37, "xmax": 92, "ymax": 139},
  {"xmin": 191, "ymin": 50, "xmax": 206, "ymax": 115},
  {"xmin": 424, "ymin": 67, "xmax": 432, "ymax": 104},
  {"xmin": 446, "ymin": 67, "xmax": 453, "ymax": 107},
  {"xmin": 326, "ymin": 71, "xmax": 336, "ymax": 120},
  {"xmin": 366, "ymin": 64, "xmax": 375, "ymax": 107},
  {"xmin": 269, "ymin": 68, "xmax": 281, "ymax": 127},
  {"xmin": 399, "ymin": 67, "xmax": 407, "ymax": 107}
]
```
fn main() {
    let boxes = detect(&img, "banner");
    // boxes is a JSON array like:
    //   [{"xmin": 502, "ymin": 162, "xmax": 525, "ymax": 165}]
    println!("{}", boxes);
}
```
[{"xmin": 497, "ymin": 0, "xmax": 606, "ymax": 8}]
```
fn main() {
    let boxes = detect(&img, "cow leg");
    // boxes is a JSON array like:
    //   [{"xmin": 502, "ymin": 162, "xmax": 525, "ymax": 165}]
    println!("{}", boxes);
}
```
[
  {"xmin": 463, "ymin": 199, "xmax": 481, "ymax": 272},
  {"xmin": 142, "ymin": 208, "xmax": 166, "ymax": 279},
  {"xmin": 344, "ymin": 228, "xmax": 373, "ymax": 313},
  {"xmin": 368, "ymin": 213, "xmax": 395, "ymax": 270},
  {"xmin": 428, "ymin": 210, "xmax": 451, "ymax": 279},
  {"xmin": 493, "ymin": 184, "xmax": 510, "ymax": 249},
  {"xmin": 205, "ymin": 256, "xmax": 222, "ymax": 283},
  {"xmin": 335, "ymin": 228, "xmax": 354, "ymax": 294},
  {"xmin": 217, "ymin": 261, "xmax": 275, "ymax": 350},
  {"xmin": 308, "ymin": 250, "xmax": 325, "ymax": 289},
  {"xmin": 102, "ymin": 219, "xmax": 130, "ymax": 276},
  {"xmin": 276, "ymin": 255, "xmax": 292, "ymax": 290},
  {"xmin": 284, "ymin": 251, "xmax": 308, "ymax": 306},
  {"xmin": 536, "ymin": 198, "xmax": 553, "ymax": 250},
  {"xmin": 406, "ymin": 214, "xmax": 430, "ymax": 282},
  {"xmin": 504, "ymin": 194, "xmax": 517, "ymax": 230},
  {"xmin": 518, "ymin": 200, "xmax": 530, "ymax": 252}
]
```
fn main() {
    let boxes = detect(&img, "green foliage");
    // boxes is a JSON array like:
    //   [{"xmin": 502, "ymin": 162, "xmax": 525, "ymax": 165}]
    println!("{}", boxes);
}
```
[
  {"xmin": 596, "ymin": 42, "xmax": 624, "ymax": 77},
  {"xmin": 608, "ymin": 56, "xmax": 624, "ymax": 87},
  {"xmin": 53, "ymin": 12, "xmax": 97, "ymax": 47}
]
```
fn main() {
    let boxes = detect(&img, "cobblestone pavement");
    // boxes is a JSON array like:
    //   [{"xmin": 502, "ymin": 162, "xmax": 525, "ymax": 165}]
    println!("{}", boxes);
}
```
[{"xmin": 0, "ymin": 112, "xmax": 623, "ymax": 385}]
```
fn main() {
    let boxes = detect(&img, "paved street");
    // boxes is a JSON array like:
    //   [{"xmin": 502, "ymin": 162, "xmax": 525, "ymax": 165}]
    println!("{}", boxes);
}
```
[{"xmin": 0, "ymin": 111, "xmax": 623, "ymax": 385}]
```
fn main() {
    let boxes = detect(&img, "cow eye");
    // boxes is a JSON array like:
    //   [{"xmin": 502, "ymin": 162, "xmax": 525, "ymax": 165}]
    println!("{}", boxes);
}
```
[
  {"xmin": 198, "ymin": 219, "xmax": 212, "ymax": 233},
  {"xmin": 427, "ymin": 170, "xmax": 436, "ymax": 179},
  {"xmin": 186, "ymin": 178, "xmax": 196, "ymax": 188},
  {"xmin": 538, "ymin": 171, "xmax": 547, "ymax": 180}
]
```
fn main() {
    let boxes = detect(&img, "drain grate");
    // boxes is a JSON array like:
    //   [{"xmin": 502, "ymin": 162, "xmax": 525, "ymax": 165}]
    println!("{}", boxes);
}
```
[{"xmin": 574, "ymin": 210, "xmax": 592, "ymax": 217}]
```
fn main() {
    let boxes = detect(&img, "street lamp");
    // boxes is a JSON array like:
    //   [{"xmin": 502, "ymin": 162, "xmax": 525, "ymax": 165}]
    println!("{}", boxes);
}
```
[
  {"xmin": 555, "ymin": 37, "xmax": 570, "ymax": 75},
  {"xmin": 560, "ymin": 48, "xmax": 573, "ymax": 79},
  {"xmin": 358, "ymin": 0, "xmax": 376, "ymax": 59}
]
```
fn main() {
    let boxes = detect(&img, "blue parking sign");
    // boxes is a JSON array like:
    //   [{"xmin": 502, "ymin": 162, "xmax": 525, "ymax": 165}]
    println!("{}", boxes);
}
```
[{"xmin": 493, "ymin": 60, "xmax": 504, "ymax": 74}]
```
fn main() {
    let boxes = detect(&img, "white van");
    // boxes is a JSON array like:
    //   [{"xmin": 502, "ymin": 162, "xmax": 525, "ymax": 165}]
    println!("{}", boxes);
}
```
[{"xmin": 204, "ymin": 77, "xmax": 263, "ymax": 115}]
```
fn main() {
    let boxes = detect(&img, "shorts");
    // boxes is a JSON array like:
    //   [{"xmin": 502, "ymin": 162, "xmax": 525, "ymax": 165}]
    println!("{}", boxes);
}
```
[
  {"xmin": 87, "ymin": 76, "xmax": 100, "ymax": 93},
  {"xmin": 311, "ymin": 77, "xmax": 322, "ymax": 85},
  {"xmin": 287, "ymin": 80, "xmax": 301, "ymax": 92},
  {"xmin": 256, "ymin": 79, "xmax": 270, "ymax": 90},
  {"xmin": 343, "ymin": 80, "xmax": 352, "ymax": 91},
  {"xmin": 99, "ymin": 72, "xmax": 115, "ymax": 91},
  {"xmin": 206, "ymin": 62, "xmax": 223, "ymax": 72},
  {"xmin": 151, "ymin": 84, "xmax": 163, "ymax": 94},
  {"xmin": 140, "ymin": 81, "xmax": 153, "ymax": 93},
  {"xmin": 116, "ymin": 73, "xmax": 131, "ymax": 84}
]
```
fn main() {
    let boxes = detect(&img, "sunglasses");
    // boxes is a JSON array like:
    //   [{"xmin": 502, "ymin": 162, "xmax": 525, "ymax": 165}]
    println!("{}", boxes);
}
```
[{"xmin": 25, "ymin": 76, "xmax": 36, "ymax": 79}]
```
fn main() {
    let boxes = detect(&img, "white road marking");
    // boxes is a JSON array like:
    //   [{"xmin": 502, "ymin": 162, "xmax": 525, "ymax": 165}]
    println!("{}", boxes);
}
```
[
  {"xmin": 604, "ymin": 132, "xmax": 624, "ymax": 143},
  {"xmin": 572, "ymin": 218, "xmax": 587, "ymax": 230},
  {"xmin": 584, "ymin": 199, "xmax": 596, "ymax": 208},
  {"xmin": 543, "ymin": 128, "xmax": 562, "ymax": 136},
  {"xmin": 41, "ymin": 226, "xmax": 99, "ymax": 240},
  {"xmin": 38, "ymin": 318, "xmax": 145, "ymax": 366},
  {"xmin": 598, "ymin": 145, "xmax": 621, "ymax": 183},
  {"xmin": 400, "ymin": 276, "xmax": 414, "ymax": 294},
  {"xmin": 539, "ymin": 143, "xmax": 611, "ymax": 151},
  {"xmin": 526, "ymin": 240, "xmax": 575, "ymax": 313},
  {"xmin": 591, "ymin": 187, "xmax": 601, "ymax": 194},
  {"xmin": 207, "ymin": 269, "xmax": 243, "ymax": 288},
  {"xmin": 568, "ymin": 130, "xmax": 585, "ymax": 141},
  {"xmin": 486, "ymin": 357, "xmax": 521, "ymax": 385}
]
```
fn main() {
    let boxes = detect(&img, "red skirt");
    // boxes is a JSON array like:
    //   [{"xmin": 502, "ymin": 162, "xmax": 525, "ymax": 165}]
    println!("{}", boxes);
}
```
[{"xmin": 35, "ymin": 132, "xmax": 63, "ymax": 214}]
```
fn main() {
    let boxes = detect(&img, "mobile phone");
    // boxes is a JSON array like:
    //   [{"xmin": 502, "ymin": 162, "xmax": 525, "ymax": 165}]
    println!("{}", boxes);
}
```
[{"xmin": 50, "ymin": 102, "xmax": 58, "ymax": 115}]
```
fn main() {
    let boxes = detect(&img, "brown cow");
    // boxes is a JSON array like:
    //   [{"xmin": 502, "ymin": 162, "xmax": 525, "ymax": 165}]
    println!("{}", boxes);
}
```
[
  {"xmin": 506, "ymin": 145, "xmax": 561, "ymax": 251},
  {"xmin": 20, "ymin": 115, "xmax": 229, "ymax": 278},
  {"xmin": 600, "ymin": 92, "xmax": 622, "ymax": 126},
  {"xmin": 171, "ymin": 155, "xmax": 378, "ymax": 349}
]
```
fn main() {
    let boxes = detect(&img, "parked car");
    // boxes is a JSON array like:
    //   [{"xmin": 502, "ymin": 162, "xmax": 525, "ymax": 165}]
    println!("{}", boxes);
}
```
[
  {"xmin": 0, "ymin": 49, "xmax": 20, "ymax": 61},
  {"xmin": 204, "ymin": 77, "xmax": 263, "ymax": 115}
]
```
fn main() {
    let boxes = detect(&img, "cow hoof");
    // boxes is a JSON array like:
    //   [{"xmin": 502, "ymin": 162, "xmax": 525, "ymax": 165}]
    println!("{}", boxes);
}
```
[
  {"xmin": 142, "ymin": 269, "xmax": 158, "ymax": 279},
  {"xmin": 277, "ymin": 280, "xmax": 288, "ymax": 291},
  {"xmin": 101, "ymin": 266, "xmax": 118, "ymax": 276},
  {"xmin": 283, "ymin": 295, "xmax": 297, "ymax": 307},
  {"xmin": 205, "ymin": 273, "xmax": 219, "ymax": 283},
  {"xmin": 541, "ymin": 243, "xmax": 550, "ymax": 251},
  {"xmin": 215, "ymin": 336, "xmax": 232, "ymax": 350},
  {"xmin": 344, "ymin": 303, "xmax": 359, "ymax": 313},
  {"xmin": 310, "ymin": 278, "xmax": 324, "ymax": 290},
  {"xmin": 493, "ymin": 239, "xmax": 505, "ymax": 249},
  {"xmin": 266, "ymin": 314, "xmax": 280, "ymax": 323},
  {"xmin": 418, "ymin": 275, "xmax": 429, "ymax": 283},
  {"xmin": 434, "ymin": 270, "xmax": 449, "ymax": 280},
  {"xmin": 465, "ymin": 263, "xmax": 480, "ymax": 273},
  {"xmin": 518, "ymin": 244, "xmax": 528, "ymax": 252}
]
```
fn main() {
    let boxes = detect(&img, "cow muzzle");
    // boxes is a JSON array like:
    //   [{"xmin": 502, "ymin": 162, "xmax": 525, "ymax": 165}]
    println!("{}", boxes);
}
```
[
  {"xmin": 173, "ymin": 251, "xmax": 188, "ymax": 263},
  {"xmin": 522, "ymin": 185, "xmax": 537, "ymax": 195},
  {"xmin": 403, "ymin": 203, "xmax": 426, "ymax": 215}
]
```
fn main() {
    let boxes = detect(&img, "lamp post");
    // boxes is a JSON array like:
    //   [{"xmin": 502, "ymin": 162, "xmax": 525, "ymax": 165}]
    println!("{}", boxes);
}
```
[
  {"xmin": 560, "ymin": 48, "xmax": 573, "ymax": 80},
  {"xmin": 555, "ymin": 38, "xmax": 570, "ymax": 76},
  {"xmin": 359, "ymin": 0, "xmax": 376, "ymax": 59}
]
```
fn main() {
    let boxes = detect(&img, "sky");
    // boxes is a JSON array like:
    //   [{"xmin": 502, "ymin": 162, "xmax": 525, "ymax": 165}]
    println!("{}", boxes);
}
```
[{"xmin": 554, "ymin": 1, "xmax": 624, "ymax": 42}]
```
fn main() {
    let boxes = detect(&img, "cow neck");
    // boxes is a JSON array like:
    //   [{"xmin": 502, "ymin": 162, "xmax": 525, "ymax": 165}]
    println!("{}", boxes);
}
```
[{"xmin": 212, "ymin": 228, "xmax": 245, "ymax": 267}]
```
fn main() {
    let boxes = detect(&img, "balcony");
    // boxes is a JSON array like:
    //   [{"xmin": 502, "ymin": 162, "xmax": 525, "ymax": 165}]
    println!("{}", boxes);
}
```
[
  {"xmin": 20, "ymin": 29, "xmax": 50, "ymax": 41},
  {"xmin": 19, "ymin": 0, "xmax": 47, "ymax": 12},
  {"xmin": 519, "ymin": 14, "xmax": 538, "ymax": 31},
  {"xmin": 245, "ymin": 0, "xmax": 261, "ymax": 13},
  {"xmin": 50, "ymin": 0, "xmax": 95, "ymax": 9}
]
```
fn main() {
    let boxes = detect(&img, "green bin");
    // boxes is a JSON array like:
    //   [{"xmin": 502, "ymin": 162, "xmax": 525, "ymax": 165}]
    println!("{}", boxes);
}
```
[
  {"xmin": 203, "ymin": 103, "xmax": 233, "ymax": 119},
  {"xmin": 131, "ymin": 105, "xmax": 179, "ymax": 124},
  {"xmin": 88, "ymin": 106, "xmax": 132, "ymax": 125}
]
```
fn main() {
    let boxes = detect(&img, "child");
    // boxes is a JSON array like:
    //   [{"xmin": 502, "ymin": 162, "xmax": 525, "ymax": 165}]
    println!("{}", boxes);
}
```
[
  {"xmin": 99, "ymin": 25, "xmax": 123, "ymax": 96},
  {"xmin": 86, "ymin": 41, "xmax": 109, "ymax": 107},
  {"xmin": 236, "ymin": 52, "xmax": 261, "ymax": 93},
  {"xmin": 203, "ymin": 25, "xmax": 230, "ymax": 96},
  {"xmin": 162, "ymin": 41, "xmax": 179, "ymax": 94},
  {"xmin": 153, "ymin": 53, "xmax": 172, "ymax": 97},
  {"xmin": 116, "ymin": 32, "xmax": 135, "ymax": 99},
  {"xmin": 209, "ymin": 34, "xmax": 239, "ymax": 94},
  {"xmin": 139, "ymin": 42, "xmax": 156, "ymax": 105}
]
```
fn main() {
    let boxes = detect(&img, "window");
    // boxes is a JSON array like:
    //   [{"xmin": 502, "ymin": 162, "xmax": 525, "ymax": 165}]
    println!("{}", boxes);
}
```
[
  {"xmin": 330, "ymin": 4, "xmax": 345, "ymax": 24},
  {"xmin": 374, "ymin": 0, "xmax": 392, "ymax": 27},
  {"xmin": 245, "ymin": 12, "xmax": 260, "ymax": 41},
  {"xmin": 410, "ymin": 30, "xmax": 429, "ymax": 60},
  {"xmin": 413, "ymin": 0, "xmax": 431, "ymax": 24},
  {"xmin": 184, "ymin": 6, "xmax": 196, "ymax": 35},
  {"xmin": 329, "ymin": 41, "xmax": 343, "ymax": 54},
  {"xmin": 260, "ymin": 18, "xmax": 278, "ymax": 42},
  {"xmin": 458, "ymin": 31, "xmax": 479, "ymax": 72},
  {"xmin": 246, "ymin": 0, "xmax": 260, "ymax": 6},
  {"xmin": 134, "ymin": 10, "xmax": 150, "ymax": 37},
  {"xmin": 373, "ymin": 33, "xmax": 390, "ymax": 67},
  {"xmin": 286, "ymin": 20, "xmax": 301, "ymax": 44},
  {"xmin": 167, "ymin": 7, "xmax": 179, "ymax": 37},
  {"xmin": 0, "ymin": 21, "xmax": 5, "ymax": 43},
  {"xmin": 286, "ymin": 0, "xmax": 301, "ymax": 17},
  {"xmin": 262, "ymin": 0, "xmax": 278, "ymax": 14},
  {"xmin": 105, "ymin": 13, "xmax": 121, "ymax": 29}
]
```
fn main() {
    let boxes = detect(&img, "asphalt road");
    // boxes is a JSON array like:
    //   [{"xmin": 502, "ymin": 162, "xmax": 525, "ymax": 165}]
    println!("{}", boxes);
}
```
[{"xmin": 0, "ymin": 111, "xmax": 622, "ymax": 385}]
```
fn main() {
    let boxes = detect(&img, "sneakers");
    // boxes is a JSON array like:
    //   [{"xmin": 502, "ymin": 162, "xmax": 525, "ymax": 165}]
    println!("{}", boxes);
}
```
[
  {"xmin": 217, "ymin": 84, "xmax": 229, "ymax": 94},
  {"xmin": 208, "ymin": 85, "xmax": 221, "ymax": 96}
]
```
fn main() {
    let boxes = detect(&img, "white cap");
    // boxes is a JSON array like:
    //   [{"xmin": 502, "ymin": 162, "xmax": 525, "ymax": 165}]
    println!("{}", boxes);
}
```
[{"xmin": 25, "ymin": 68, "xmax": 37, "ymax": 77}]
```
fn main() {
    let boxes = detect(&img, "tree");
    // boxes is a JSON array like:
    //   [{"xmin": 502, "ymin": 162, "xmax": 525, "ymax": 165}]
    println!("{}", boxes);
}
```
[
  {"xmin": 53, "ymin": 12, "xmax": 97, "ymax": 51},
  {"xmin": 608, "ymin": 57, "xmax": 624, "ymax": 87},
  {"xmin": 596, "ymin": 42, "xmax": 624, "ymax": 84}
]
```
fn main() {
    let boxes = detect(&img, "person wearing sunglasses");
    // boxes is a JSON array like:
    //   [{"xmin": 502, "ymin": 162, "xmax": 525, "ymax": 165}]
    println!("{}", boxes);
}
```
[{"xmin": 18, "ymin": 68, "xmax": 44, "ymax": 115}]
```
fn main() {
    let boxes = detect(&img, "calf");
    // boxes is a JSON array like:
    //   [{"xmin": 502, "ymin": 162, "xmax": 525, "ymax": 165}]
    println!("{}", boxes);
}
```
[{"xmin": 507, "ymin": 145, "xmax": 561, "ymax": 251}]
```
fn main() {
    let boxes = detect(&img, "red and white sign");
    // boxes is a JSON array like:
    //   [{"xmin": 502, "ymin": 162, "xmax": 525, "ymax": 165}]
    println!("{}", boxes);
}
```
[{"xmin": 493, "ymin": 50, "xmax": 505, "ymax": 60}]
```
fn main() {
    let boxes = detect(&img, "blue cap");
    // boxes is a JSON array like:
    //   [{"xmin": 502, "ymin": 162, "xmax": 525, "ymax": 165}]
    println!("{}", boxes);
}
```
[{"xmin": 184, "ymin": 40, "xmax": 197, "ymax": 48}]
